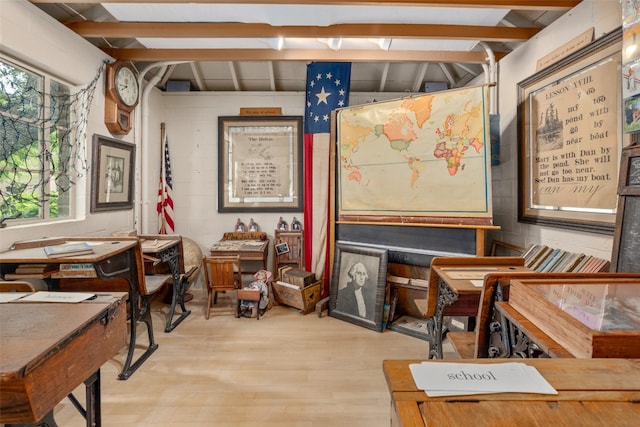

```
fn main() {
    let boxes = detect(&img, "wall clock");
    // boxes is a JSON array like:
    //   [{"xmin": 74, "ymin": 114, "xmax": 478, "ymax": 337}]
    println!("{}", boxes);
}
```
[{"xmin": 104, "ymin": 60, "xmax": 139, "ymax": 135}]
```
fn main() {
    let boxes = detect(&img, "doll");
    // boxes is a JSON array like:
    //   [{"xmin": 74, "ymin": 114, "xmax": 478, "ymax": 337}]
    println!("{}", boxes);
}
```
[{"xmin": 239, "ymin": 269, "xmax": 271, "ymax": 317}]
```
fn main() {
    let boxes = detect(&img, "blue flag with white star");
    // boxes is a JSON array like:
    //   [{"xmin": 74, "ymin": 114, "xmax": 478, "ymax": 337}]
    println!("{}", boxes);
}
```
[
  {"xmin": 302, "ymin": 62, "xmax": 351, "ymax": 294},
  {"xmin": 304, "ymin": 62, "xmax": 351, "ymax": 134}
]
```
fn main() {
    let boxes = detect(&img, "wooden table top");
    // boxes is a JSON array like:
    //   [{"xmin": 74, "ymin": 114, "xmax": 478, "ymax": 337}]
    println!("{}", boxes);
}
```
[
  {"xmin": 1, "ymin": 293, "xmax": 128, "ymax": 423},
  {"xmin": 0, "ymin": 239, "xmax": 137, "ymax": 264},
  {"xmin": 432, "ymin": 265, "xmax": 530, "ymax": 294},
  {"xmin": 384, "ymin": 359, "xmax": 640, "ymax": 427},
  {"xmin": 1, "ymin": 294, "xmax": 126, "ymax": 373},
  {"xmin": 384, "ymin": 358, "xmax": 640, "ymax": 396},
  {"xmin": 210, "ymin": 239, "xmax": 269, "ymax": 252},
  {"xmin": 140, "ymin": 238, "xmax": 178, "ymax": 254}
]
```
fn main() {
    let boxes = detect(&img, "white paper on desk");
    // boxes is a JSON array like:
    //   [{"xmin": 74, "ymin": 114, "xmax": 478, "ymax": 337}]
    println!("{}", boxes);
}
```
[
  {"xmin": 470, "ymin": 280, "xmax": 484, "ymax": 287},
  {"xmin": 445, "ymin": 271, "xmax": 493, "ymax": 280},
  {"xmin": 17, "ymin": 291, "xmax": 96, "ymax": 303},
  {"xmin": 141, "ymin": 239, "xmax": 160, "ymax": 247},
  {"xmin": 141, "ymin": 239, "xmax": 173, "ymax": 251},
  {"xmin": 0, "ymin": 292, "xmax": 30, "ymax": 303},
  {"xmin": 409, "ymin": 362, "xmax": 557, "ymax": 397}
]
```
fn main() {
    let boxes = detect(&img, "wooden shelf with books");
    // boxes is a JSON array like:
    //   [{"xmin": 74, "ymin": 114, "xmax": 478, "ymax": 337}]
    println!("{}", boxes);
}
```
[{"xmin": 521, "ymin": 244, "xmax": 610, "ymax": 273}]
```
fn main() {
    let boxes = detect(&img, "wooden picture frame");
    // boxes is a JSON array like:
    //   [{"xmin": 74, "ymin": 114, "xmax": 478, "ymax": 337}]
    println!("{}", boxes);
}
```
[
  {"xmin": 517, "ymin": 28, "xmax": 622, "ymax": 234},
  {"xmin": 329, "ymin": 242, "xmax": 388, "ymax": 332},
  {"xmin": 218, "ymin": 116, "xmax": 303, "ymax": 212},
  {"xmin": 275, "ymin": 242, "xmax": 290, "ymax": 256},
  {"xmin": 617, "ymin": 144, "xmax": 640, "ymax": 196},
  {"xmin": 90, "ymin": 134, "xmax": 135, "ymax": 212},
  {"xmin": 611, "ymin": 144, "xmax": 640, "ymax": 273}
]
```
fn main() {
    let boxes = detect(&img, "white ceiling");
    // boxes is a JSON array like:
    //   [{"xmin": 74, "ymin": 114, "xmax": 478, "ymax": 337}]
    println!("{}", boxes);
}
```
[{"xmin": 30, "ymin": 0, "xmax": 581, "ymax": 93}]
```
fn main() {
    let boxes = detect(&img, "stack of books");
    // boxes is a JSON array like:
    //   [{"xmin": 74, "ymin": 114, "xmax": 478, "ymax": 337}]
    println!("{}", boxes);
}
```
[
  {"xmin": 51, "ymin": 263, "xmax": 97, "ymax": 278},
  {"xmin": 43, "ymin": 242, "xmax": 94, "ymax": 258},
  {"xmin": 522, "ymin": 244, "xmax": 610, "ymax": 273},
  {"xmin": 4, "ymin": 263, "xmax": 58, "ymax": 279}
]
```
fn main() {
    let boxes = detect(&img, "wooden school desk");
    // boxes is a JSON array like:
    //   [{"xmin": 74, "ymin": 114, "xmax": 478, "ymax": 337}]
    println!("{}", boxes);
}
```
[
  {"xmin": 0, "ymin": 293, "xmax": 127, "ymax": 426},
  {"xmin": 0, "ymin": 238, "xmax": 155, "ymax": 380},
  {"xmin": 140, "ymin": 235, "xmax": 191, "ymax": 332},
  {"xmin": 427, "ymin": 257, "xmax": 529, "ymax": 358},
  {"xmin": 383, "ymin": 358, "xmax": 640, "ymax": 427},
  {"xmin": 209, "ymin": 237, "xmax": 269, "ymax": 273},
  {"xmin": 494, "ymin": 276, "xmax": 640, "ymax": 359}
]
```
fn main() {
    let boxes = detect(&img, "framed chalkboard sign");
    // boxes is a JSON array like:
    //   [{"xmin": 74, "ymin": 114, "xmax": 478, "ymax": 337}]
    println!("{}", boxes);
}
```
[
  {"xmin": 611, "ymin": 144, "xmax": 640, "ymax": 272},
  {"xmin": 618, "ymin": 144, "xmax": 640, "ymax": 195}
]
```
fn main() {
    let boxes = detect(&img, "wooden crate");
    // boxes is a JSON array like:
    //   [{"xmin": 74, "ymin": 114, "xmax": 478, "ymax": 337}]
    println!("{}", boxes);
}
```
[
  {"xmin": 272, "ymin": 280, "xmax": 322, "ymax": 314},
  {"xmin": 508, "ymin": 278, "xmax": 640, "ymax": 358}
]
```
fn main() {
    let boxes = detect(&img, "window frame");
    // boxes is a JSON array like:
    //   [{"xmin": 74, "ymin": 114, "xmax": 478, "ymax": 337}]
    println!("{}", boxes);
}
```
[{"xmin": 0, "ymin": 55, "xmax": 78, "ymax": 225}]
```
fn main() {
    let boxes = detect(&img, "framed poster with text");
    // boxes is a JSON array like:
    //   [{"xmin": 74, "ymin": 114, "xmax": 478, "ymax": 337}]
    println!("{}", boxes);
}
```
[
  {"xmin": 218, "ymin": 116, "xmax": 302, "ymax": 212},
  {"xmin": 518, "ymin": 28, "xmax": 623, "ymax": 234}
]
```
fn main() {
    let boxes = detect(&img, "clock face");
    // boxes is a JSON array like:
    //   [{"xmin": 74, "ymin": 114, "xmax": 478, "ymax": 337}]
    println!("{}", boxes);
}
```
[{"xmin": 114, "ymin": 66, "xmax": 139, "ymax": 107}]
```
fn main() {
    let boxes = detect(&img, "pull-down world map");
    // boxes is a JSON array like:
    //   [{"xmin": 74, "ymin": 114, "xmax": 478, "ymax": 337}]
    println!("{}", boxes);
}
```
[{"xmin": 337, "ymin": 85, "xmax": 493, "ymax": 220}]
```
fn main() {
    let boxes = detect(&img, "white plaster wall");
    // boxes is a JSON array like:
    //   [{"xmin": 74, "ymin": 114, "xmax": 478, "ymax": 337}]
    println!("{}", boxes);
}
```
[
  {"xmin": 488, "ymin": 0, "xmax": 622, "ymax": 259},
  {"xmin": 149, "ymin": 91, "xmax": 411, "ymax": 280},
  {"xmin": 1, "ymin": 0, "xmax": 625, "ymax": 266},
  {"xmin": 0, "ymin": 0, "xmax": 135, "ymax": 250}
]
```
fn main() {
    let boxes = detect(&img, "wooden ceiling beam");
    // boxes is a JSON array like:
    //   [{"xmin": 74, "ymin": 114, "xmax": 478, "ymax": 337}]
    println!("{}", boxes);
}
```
[
  {"xmin": 68, "ymin": 22, "xmax": 539, "ymax": 42},
  {"xmin": 102, "ymin": 48, "xmax": 505, "ymax": 63},
  {"xmin": 30, "ymin": 0, "xmax": 581, "ymax": 11}
]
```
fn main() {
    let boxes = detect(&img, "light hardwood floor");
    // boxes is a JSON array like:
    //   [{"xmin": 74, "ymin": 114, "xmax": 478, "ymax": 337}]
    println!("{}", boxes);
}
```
[{"xmin": 53, "ymin": 289, "xmax": 451, "ymax": 426}]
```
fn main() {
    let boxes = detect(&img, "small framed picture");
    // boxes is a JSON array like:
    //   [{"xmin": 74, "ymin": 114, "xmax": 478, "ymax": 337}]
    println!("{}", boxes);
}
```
[
  {"xmin": 90, "ymin": 134, "xmax": 135, "ymax": 212},
  {"xmin": 275, "ymin": 242, "xmax": 290, "ymax": 256}
]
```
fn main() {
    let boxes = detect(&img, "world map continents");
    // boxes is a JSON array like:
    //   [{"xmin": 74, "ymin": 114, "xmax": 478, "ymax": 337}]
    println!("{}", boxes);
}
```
[{"xmin": 337, "ymin": 86, "xmax": 492, "ymax": 218}]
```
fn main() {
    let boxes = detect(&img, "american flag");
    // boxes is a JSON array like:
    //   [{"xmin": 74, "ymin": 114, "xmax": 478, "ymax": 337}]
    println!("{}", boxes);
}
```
[
  {"xmin": 157, "ymin": 124, "xmax": 175, "ymax": 234},
  {"xmin": 303, "ymin": 62, "xmax": 351, "ymax": 290}
]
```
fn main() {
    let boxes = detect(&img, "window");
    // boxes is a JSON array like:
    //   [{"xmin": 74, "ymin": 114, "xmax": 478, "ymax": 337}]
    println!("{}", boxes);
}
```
[{"xmin": 0, "ymin": 58, "xmax": 75, "ymax": 222}]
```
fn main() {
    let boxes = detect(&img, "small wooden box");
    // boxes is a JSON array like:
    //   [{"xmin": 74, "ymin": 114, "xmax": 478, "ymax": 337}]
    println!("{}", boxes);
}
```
[
  {"xmin": 508, "ymin": 278, "xmax": 640, "ymax": 358},
  {"xmin": 272, "ymin": 280, "xmax": 322, "ymax": 314}
]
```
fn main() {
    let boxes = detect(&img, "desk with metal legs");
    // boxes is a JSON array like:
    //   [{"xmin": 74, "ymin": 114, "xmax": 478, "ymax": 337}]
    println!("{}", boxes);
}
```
[
  {"xmin": 427, "ymin": 257, "xmax": 528, "ymax": 359},
  {"xmin": 141, "ymin": 236, "xmax": 191, "ymax": 332},
  {"xmin": 0, "ymin": 293, "xmax": 127, "ymax": 426},
  {"xmin": 0, "ymin": 238, "xmax": 157, "ymax": 380}
]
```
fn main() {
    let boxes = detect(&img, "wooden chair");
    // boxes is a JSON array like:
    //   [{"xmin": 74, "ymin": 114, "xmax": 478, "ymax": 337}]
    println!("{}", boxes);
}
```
[
  {"xmin": 0, "ymin": 280, "xmax": 36, "ymax": 292},
  {"xmin": 202, "ymin": 255, "xmax": 242, "ymax": 319},
  {"xmin": 273, "ymin": 230, "xmax": 303, "ymax": 276}
]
